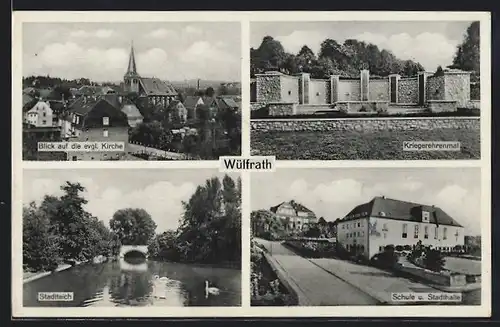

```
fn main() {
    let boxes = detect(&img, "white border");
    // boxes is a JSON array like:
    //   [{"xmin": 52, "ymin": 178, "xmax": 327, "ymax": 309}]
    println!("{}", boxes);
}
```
[{"xmin": 12, "ymin": 10, "xmax": 491, "ymax": 318}]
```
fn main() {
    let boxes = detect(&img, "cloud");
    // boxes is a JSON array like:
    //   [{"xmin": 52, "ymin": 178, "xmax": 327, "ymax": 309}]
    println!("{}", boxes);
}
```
[
  {"xmin": 181, "ymin": 41, "xmax": 232, "ymax": 63},
  {"xmin": 354, "ymin": 32, "xmax": 458, "ymax": 70},
  {"xmin": 84, "ymin": 181, "xmax": 196, "ymax": 232},
  {"xmin": 23, "ymin": 178, "xmax": 63, "ymax": 204},
  {"xmin": 28, "ymin": 42, "xmax": 129, "ymax": 80},
  {"xmin": 24, "ymin": 177, "xmax": 197, "ymax": 233},
  {"xmin": 69, "ymin": 29, "xmax": 115, "ymax": 38},
  {"xmin": 184, "ymin": 25, "xmax": 202, "ymax": 35},
  {"xmin": 136, "ymin": 48, "xmax": 169, "ymax": 76},
  {"xmin": 276, "ymin": 30, "xmax": 330, "ymax": 55},
  {"xmin": 146, "ymin": 28, "xmax": 175, "ymax": 39}
]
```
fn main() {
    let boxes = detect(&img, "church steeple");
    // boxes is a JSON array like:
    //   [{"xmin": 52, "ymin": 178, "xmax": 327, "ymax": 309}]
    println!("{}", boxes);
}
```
[
  {"xmin": 125, "ymin": 41, "xmax": 138, "ymax": 77},
  {"xmin": 124, "ymin": 41, "xmax": 140, "ymax": 93}
]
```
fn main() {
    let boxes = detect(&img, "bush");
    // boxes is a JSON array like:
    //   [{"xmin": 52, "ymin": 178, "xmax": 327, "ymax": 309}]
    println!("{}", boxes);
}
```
[
  {"xmin": 423, "ymin": 248, "xmax": 445, "ymax": 272},
  {"xmin": 372, "ymin": 245, "xmax": 398, "ymax": 269}
]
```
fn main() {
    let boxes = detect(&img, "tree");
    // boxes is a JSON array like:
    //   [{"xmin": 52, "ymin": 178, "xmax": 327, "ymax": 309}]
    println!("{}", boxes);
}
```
[
  {"xmin": 434, "ymin": 65, "xmax": 445, "ymax": 77},
  {"xmin": 205, "ymin": 87, "xmax": 215, "ymax": 97},
  {"xmin": 251, "ymin": 209, "xmax": 285, "ymax": 239},
  {"xmin": 251, "ymin": 36, "xmax": 287, "ymax": 74},
  {"xmin": 450, "ymin": 21, "xmax": 480, "ymax": 73},
  {"xmin": 23, "ymin": 202, "xmax": 60, "ymax": 271},
  {"xmin": 110, "ymin": 208, "xmax": 157, "ymax": 246}
]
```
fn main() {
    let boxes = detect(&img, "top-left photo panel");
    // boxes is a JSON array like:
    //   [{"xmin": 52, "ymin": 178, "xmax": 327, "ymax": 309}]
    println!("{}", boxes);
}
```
[{"xmin": 20, "ymin": 22, "xmax": 242, "ymax": 161}]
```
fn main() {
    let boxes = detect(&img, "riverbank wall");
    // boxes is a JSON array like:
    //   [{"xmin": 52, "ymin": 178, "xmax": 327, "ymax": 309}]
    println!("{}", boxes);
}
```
[{"xmin": 23, "ymin": 264, "xmax": 73, "ymax": 284}]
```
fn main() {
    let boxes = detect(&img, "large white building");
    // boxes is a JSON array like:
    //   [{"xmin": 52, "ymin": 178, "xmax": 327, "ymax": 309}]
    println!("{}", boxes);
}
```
[
  {"xmin": 24, "ymin": 101, "xmax": 55, "ymax": 127},
  {"xmin": 336, "ymin": 196, "xmax": 465, "ymax": 260}
]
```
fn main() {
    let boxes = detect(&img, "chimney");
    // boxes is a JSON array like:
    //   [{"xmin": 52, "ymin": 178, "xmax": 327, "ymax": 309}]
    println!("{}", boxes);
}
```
[
  {"xmin": 381, "ymin": 195, "xmax": 385, "ymax": 199},
  {"xmin": 197, "ymin": 79, "xmax": 200, "ymax": 90}
]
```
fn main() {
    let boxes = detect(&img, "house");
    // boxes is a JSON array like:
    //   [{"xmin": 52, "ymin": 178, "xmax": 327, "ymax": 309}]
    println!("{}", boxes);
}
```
[
  {"xmin": 336, "ymin": 196, "xmax": 465, "ymax": 260},
  {"xmin": 62, "ymin": 93, "xmax": 143, "ymax": 161},
  {"xmin": 270, "ymin": 201, "xmax": 317, "ymax": 231},
  {"xmin": 123, "ymin": 43, "xmax": 178, "ymax": 108},
  {"xmin": 166, "ymin": 100, "xmax": 188, "ymax": 124},
  {"xmin": 183, "ymin": 95, "xmax": 205, "ymax": 120},
  {"xmin": 24, "ymin": 100, "xmax": 56, "ymax": 127}
]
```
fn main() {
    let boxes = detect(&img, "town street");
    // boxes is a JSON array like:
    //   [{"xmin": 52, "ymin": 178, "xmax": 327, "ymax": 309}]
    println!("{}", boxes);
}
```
[
  {"xmin": 255, "ymin": 238, "xmax": 380, "ymax": 305},
  {"xmin": 255, "ymin": 238, "xmax": 450, "ymax": 305}
]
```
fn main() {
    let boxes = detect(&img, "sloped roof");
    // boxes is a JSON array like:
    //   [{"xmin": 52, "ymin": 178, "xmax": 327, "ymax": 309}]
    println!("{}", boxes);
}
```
[
  {"xmin": 270, "ymin": 201, "xmax": 316, "ymax": 218},
  {"xmin": 68, "ymin": 94, "xmax": 143, "ymax": 123},
  {"xmin": 216, "ymin": 97, "xmax": 239, "ymax": 110},
  {"xmin": 23, "ymin": 87, "xmax": 37, "ymax": 95},
  {"xmin": 140, "ymin": 77, "xmax": 177, "ymax": 96},
  {"xmin": 183, "ymin": 96, "xmax": 203, "ymax": 110},
  {"xmin": 167, "ymin": 100, "xmax": 187, "ymax": 111},
  {"xmin": 78, "ymin": 85, "xmax": 100, "ymax": 96},
  {"xmin": 202, "ymin": 96, "xmax": 216, "ymax": 107},
  {"xmin": 38, "ymin": 88, "xmax": 52, "ymax": 99},
  {"xmin": 67, "ymin": 96, "xmax": 100, "ymax": 116},
  {"xmin": 342, "ymin": 196, "xmax": 463, "ymax": 227},
  {"xmin": 23, "ymin": 94, "xmax": 36, "ymax": 110}
]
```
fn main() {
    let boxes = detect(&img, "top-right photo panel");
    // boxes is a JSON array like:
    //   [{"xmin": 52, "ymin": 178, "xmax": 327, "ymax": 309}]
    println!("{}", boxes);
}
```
[{"xmin": 250, "ymin": 20, "xmax": 483, "ymax": 160}]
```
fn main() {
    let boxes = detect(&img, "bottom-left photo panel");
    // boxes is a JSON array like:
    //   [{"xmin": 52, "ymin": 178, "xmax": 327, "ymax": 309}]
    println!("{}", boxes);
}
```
[{"xmin": 19, "ymin": 168, "xmax": 242, "ymax": 307}]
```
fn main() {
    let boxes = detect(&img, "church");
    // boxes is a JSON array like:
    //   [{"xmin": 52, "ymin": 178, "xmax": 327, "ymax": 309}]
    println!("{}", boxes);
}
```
[{"xmin": 123, "ymin": 43, "xmax": 178, "ymax": 108}]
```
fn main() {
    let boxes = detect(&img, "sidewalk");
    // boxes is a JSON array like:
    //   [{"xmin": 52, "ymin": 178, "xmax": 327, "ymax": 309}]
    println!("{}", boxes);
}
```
[
  {"xmin": 310, "ymin": 258, "xmax": 440, "ymax": 304},
  {"xmin": 255, "ymin": 238, "xmax": 380, "ymax": 305}
]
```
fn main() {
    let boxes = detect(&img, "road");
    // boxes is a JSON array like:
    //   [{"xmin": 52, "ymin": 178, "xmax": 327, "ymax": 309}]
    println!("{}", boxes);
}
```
[{"xmin": 255, "ymin": 238, "xmax": 380, "ymax": 305}]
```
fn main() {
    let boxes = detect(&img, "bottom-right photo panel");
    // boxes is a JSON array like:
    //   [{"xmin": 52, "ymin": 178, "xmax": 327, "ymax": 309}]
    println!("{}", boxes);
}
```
[{"xmin": 250, "ymin": 167, "xmax": 482, "ymax": 307}]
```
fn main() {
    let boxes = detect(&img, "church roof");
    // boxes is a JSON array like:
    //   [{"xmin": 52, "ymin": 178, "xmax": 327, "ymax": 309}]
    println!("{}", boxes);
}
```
[
  {"xmin": 341, "ymin": 196, "xmax": 463, "ymax": 227},
  {"xmin": 140, "ymin": 77, "xmax": 178, "ymax": 96}
]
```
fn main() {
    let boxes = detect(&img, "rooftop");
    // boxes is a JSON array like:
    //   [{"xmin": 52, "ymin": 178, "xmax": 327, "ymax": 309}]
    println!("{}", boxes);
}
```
[{"xmin": 342, "ymin": 196, "xmax": 463, "ymax": 227}]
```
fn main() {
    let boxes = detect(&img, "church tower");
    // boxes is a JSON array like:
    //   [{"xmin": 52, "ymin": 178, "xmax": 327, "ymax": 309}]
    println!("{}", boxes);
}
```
[{"xmin": 124, "ymin": 42, "xmax": 140, "ymax": 93}]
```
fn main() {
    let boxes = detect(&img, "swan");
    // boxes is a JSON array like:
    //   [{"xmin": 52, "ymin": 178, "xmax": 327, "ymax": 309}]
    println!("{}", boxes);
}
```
[{"xmin": 205, "ymin": 280, "xmax": 220, "ymax": 296}]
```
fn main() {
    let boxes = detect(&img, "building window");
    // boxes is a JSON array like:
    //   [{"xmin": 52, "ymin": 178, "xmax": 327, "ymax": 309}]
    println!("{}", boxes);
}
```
[
  {"xmin": 103, "ymin": 129, "xmax": 108, "ymax": 137},
  {"xmin": 435, "ymin": 226, "xmax": 438, "ymax": 239},
  {"xmin": 43, "ymin": 112, "xmax": 46, "ymax": 117},
  {"xmin": 402, "ymin": 223, "xmax": 408, "ymax": 238},
  {"xmin": 358, "ymin": 222, "xmax": 361, "ymax": 227},
  {"xmin": 72, "ymin": 156, "xmax": 77, "ymax": 161},
  {"xmin": 414, "ymin": 225, "xmax": 419, "ymax": 238},
  {"xmin": 42, "ymin": 120, "xmax": 46, "ymax": 124},
  {"xmin": 443, "ymin": 227, "xmax": 447, "ymax": 240},
  {"xmin": 103, "ymin": 117, "xmax": 109, "ymax": 126},
  {"xmin": 455, "ymin": 229, "xmax": 459, "ymax": 241},
  {"xmin": 424, "ymin": 226, "xmax": 429, "ymax": 239}
]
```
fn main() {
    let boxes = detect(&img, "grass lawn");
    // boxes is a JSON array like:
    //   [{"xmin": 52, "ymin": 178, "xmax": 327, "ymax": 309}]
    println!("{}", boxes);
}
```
[{"xmin": 251, "ymin": 128, "xmax": 480, "ymax": 160}]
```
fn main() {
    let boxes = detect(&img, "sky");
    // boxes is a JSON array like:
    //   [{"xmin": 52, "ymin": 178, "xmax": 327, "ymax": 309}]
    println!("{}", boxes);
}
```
[
  {"xmin": 22, "ymin": 22, "xmax": 241, "ymax": 82},
  {"xmin": 251, "ymin": 168, "xmax": 482, "ymax": 236},
  {"xmin": 251, "ymin": 21, "xmax": 476, "ymax": 71},
  {"xmin": 23, "ymin": 169, "xmax": 240, "ymax": 234}
]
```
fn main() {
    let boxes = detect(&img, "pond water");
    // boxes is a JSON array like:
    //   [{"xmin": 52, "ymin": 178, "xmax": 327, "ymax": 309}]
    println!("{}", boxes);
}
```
[{"xmin": 23, "ymin": 259, "xmax": 241, "ymax": 307}]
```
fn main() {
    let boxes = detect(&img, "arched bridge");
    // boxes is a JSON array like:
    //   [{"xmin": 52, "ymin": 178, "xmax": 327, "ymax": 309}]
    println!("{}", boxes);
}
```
[{"xmin": 119, "ymin": 245, "xmax": 148, "ymax": 259}]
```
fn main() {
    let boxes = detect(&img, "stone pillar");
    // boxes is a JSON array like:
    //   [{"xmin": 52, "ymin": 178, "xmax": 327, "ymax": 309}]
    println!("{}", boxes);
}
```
[
  {"xmin": 298, "ymin": 72, "xmax": 311, "ymax": 104},
  {"xmin": 329, "ymin": 75, "xmax": 340, "ymax": 104},
  {"xmin": 360, "ymin": 69, "xmax": 370, "ymax": 101},
  {"xmin": 417, "ymin": 71, "xmax": 430, "ymax": 106},
  {"xmin": 389, "ymin": 74, "xmax": 400, "ymax": 104},
  {"xmin": 443, "ymin": 70, "xmax": 471, "ymax": 108}
]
